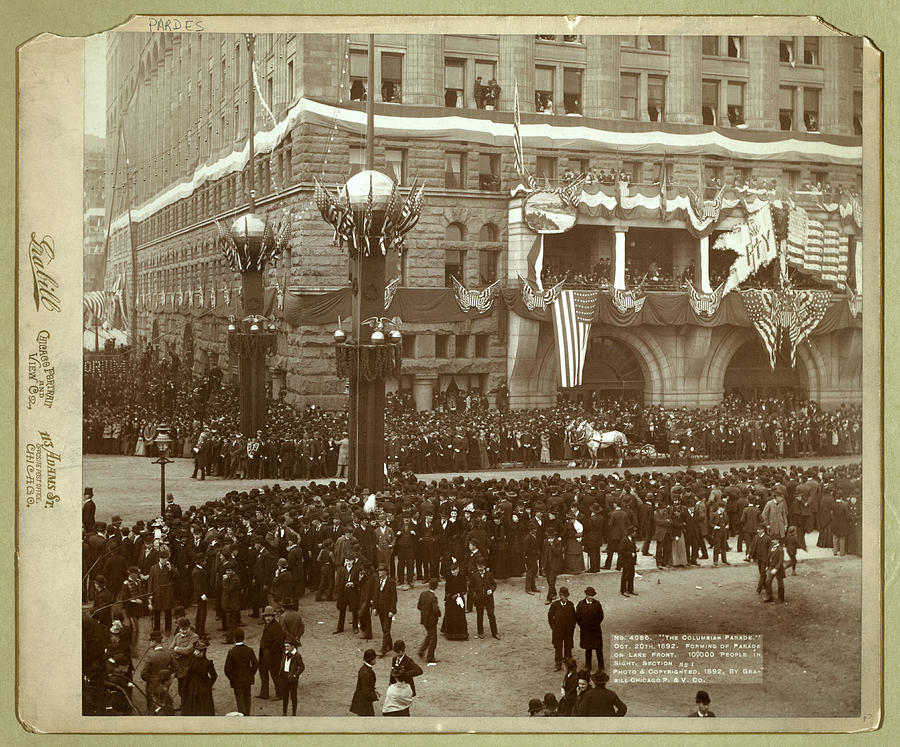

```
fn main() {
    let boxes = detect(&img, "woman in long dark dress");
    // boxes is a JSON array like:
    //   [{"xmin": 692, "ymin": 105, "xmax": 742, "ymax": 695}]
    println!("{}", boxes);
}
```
[
  {"xmin": 489, "ymin": 516, "xmax": 509, "ymax": 580},
  {"xmin": 180, "ymin": 639, "xmax": 217, "ymax": 716},
  {"xmin": 441, "ymin": 565, "xmax": 469, "ymax": 641},
  {"xmin": 506, "ymin": 513, "xmax": 524, "ymax": 577}
]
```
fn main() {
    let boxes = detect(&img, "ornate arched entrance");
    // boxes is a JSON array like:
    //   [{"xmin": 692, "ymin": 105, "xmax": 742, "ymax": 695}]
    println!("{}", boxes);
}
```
[
  {"xmin": 574, "ymin": 336, "xmax": 645, "ymax": 405},
  {"xmin": 723, "ymin": 338, "xmax": 808, "ymax": 400}
]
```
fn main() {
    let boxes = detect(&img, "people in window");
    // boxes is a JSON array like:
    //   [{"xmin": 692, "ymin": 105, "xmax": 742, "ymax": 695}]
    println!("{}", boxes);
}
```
[{"xmin": 350, "ymin": 80, "xmax": 366, "ymax": 103}]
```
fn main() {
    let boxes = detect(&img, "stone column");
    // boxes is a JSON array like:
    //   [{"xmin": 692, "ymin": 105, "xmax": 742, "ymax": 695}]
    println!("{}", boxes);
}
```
[
  {"xmin": 638, "ymin": 71, "xmax": 650, "ymax": 122},
  {"xmin": 583, "ymin": 35, "xmax": 620, "ymax": 118},
  {"xmin": 665, "ymin": 35, "xmax": 702, "ymax": 124},
  {"xmin": 413, "ymin": 374, "xmax": 436, "ymax": 410},
  {"xmin": 820, "ymin": 36, "xmax": 854, "ymax": 135},
  {"xmin": 699, "ymin": 235, "xmax": 712, "ymax": 293},
  {"xmin": 613, "ymin": 226, "xmax": 627, "ymax": 289},
  {"xmin": 499, "ymin": 35, "xmax": 533, "ymax": 112},
  {"xmin": 404, "ymin": 34, "xmax": 440, "ymax": 106},
  {"xmin": 745, "ymin": 36, "xmax": 779, "ymax": 130}
]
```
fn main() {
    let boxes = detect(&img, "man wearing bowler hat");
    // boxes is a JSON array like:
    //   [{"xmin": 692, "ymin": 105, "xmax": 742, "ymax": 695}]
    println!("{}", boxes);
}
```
[
  {"xmin": 575, "ymin": 586, "xmax": 605, "ymax": 672},
  {"xmin": 372, "ymin": 563, "xmax": 397, "ymax": 655},
  {"xmin": 257, "ymin": 605, "xmax": 285, "ymax": 700}
]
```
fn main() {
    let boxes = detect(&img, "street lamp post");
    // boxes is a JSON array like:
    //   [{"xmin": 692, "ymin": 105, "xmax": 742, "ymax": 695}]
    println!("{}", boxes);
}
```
[{"xmin": 153, "ymin": 423, "xmax": 174, "ymax": 518}]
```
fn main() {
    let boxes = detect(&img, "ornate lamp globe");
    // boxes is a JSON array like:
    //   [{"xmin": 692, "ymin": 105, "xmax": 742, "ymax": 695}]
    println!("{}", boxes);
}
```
[
  {"xmin": 249, "ymin": 319, "xmax": 261, "ymax": 332},
  {"xmin": 370, "ymin": 327, "xmax": 386, "ymax": 345},
  {"xmin": 344, "ymin": 170, "xmax": 395, "ymax": 233},
  {"xmin": 227, "ymin": 320, "xmax": 237, "ymax": 333},
  {"xmin": 232, "ymin": 211, "xmax": 268, "ymax": 264},
  {"xmin": 333, "ymin": 328, "xmax": 347, "ymax": 343},
  {"xmin": 388, "ymin": 328, "xmax": 402, "ymax": 344}
]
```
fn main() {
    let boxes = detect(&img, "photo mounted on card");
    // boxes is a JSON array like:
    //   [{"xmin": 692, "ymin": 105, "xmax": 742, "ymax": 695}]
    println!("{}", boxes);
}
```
[{"xmin": 15, "ymin": 13, "xmax": 882, "ymax": 734}]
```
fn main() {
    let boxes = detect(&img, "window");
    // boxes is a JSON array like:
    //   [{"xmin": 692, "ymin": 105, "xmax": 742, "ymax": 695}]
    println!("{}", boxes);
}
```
[
  {"xmin": 535, "ymin": 65, "xmax": 555, "ymax": 113},
  {"xmin": 287, "ymin": 59, "xmax": 295, "ymax": 99},
  {"xmin": 706, "ymin": 164, "xmax": 724, "ymax": 195},
  {"xmin": 349, "ymin": 146, "xmax": 365, "ymax": 177},
  {"xmin": 445, "ymin": 151, "xmax": 465, "ymax": 189},
  {"xmin": 780, "ymin": 38, "xmax": 796, "ymax": 64},
  {"xmin": 702, "ymin": 79, "xmax": 719, "ymax": 125},
  {"xmin": 445, "ymin": 58, "xmax": 465, "ymax": 107},
  {"xmin": 736, "ymin": 166, "xmax": 753, "ymax": 187},
  {"xmin": 647, "ymin": 36, "xmax": 666, "ymax": 51},
  {"xmin": 727, "ymin": 82, "xmax": 745, "ymax": 126},
  {"xmin": 622, "ymin": 160, "xmax": 641, "ymax": 183},
  {"xmin": 853, "ymin": 90, "xmax": 863, "ymax": 135},
  {"xmin": 727, "ymin": 36, "xmax": 743, "ymax": 58},
  {"xmin": 455, "ymin": 334, "xmax": 469, "ymax": 358},
  {"xmin": 803, "ymin": 88, "xmax": 820, "ymax": 132},
  {"xmin": 810, "ymin": 170, "xmax": 828, "ymax": 189},
  {"xmin": 479, "ymin": 223, "xmax": 499, "ymax": 242},
  {"xmin": 620, "ymin": 36, "xmax": 637, "ymax": 48},
  {"xmin": 702, "ymin": 36, "xmax": 719, "ymax": 56},
  {"xmin": 474, "ymin": 61, "xmax": 497, "ymax": 110},
  {"xmin": 349, "ymin": 50, "xmax": 368, "ymax": 102},
  {"xmin": 445, "ymin": 222, "xmax": 466, "ymax": 241},
  {"xmin": 478, "ymin": 153, "xmax": 501, "ymax": 191},
  {"xmin": 853, "ymin": 42, "xmax": 863, "ymax": 70},
  {"xmin": 475, "ymin": 334, "xmax": 490, "ymax": 358},
  {"xmin": 563, "ymin": 68, "xmax": 583, "ymax": 115},
  {"xmin": 479, "ymin": 250, "xmax": 498, "ymax": 284},
  {"xmin": 220, "ymin": 113, "xmax": 226, "ymax": 149},
  {"xmin": 401, "ymin": 335, "xmax": 416, "ymax": 359},
  {"xmin": 571, "ymin": 157, "xmax": 590, "ymax": 175},
  {"xmin": 779, "ymin": 87, "xmax": 795, "ymax": 131},
  {"xmin": 445, "ymin": 249, "xmax": 465, "ymax": 287},
  {"xmin": 536, "ymin": 156, "xmax": 557, "ymax": 181},
  {"xmin": 234, "ymin": 103, "xmax": 240, "ymax": 140},
  {"xmin": 803, "ymin": 37, "xmax": 820, "ymax": 65},
  {"xmin": 266, "ymin": 76, "xmax": 274, "ymax": 113},
  {"xmin": 385, "ymin": 148, "xmax": 406, "ymax": 184},
  {"xmin": 381, "ymin": 53, "xmax": 403, "ymax": 102},
  {"xmin": 435, "ymin": 334, "xmax": 449, "ymax": 359},
  {"xmin": 648, "ymin": 75, "xmax": 665, "ymax": 122},
  {"xmin": 620, "ymin": 73, "xmax": 638, "ymax": 119},
  {"xmin": 783, "ymin": 169, "xmax": 801, "ymax": 192}
]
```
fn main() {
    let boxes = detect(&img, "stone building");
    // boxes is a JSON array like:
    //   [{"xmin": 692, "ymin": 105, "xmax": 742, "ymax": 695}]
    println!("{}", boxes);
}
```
[{"xmin": 102, "ymin": 32, "xmax": 864, "ymax": 411}]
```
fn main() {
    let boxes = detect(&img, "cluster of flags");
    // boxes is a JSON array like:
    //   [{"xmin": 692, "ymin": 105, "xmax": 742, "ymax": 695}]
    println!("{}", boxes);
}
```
[
  {"xmin": 450, "ymin": 276, "xmax": 502, "ymax": 314},
  {"xmin": 741, "ymin": 287, "xmax": 832, "ymax": 369},
  {"xmin": 785, "ymin": 205, "xmax": 850, "ymax": 286}
]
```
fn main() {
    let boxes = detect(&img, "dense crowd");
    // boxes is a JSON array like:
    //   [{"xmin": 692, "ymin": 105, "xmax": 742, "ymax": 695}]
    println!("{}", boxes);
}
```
[
  {"xmin": 82, "ymin": 456, "xmax": 862, "ymax": 716},
  {"xmin": 84, "ymin": 353, "xmax": 862, "ymax": 481}
]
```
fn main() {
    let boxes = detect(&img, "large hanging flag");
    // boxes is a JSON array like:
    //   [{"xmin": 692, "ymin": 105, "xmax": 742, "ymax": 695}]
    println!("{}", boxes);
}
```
[
  {"xmin": 552, "ymin": 289, "xmax": 598, "ymax": 387},
  {"xmin": 741, "ymin": 288, "xmax": 781, "ymax": 369},
  {"xmin": 717, "ymin": 203, "xmax": 778, "ymax": 295},
  {"xmin": 526, "ymin": 234, "xmax": 544, "ymax": 289},
  {"xmin": 786, "ymin": 289, "xmax": 832, "ymax": 366}
]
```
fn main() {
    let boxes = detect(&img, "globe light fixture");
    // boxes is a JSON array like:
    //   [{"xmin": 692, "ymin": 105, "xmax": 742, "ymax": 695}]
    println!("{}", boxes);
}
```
[
  {"xmin": 388, "ymin": 328, "xmax": 402, "ymax": 343},
  {"xmin": 334, "ymin": 327, "xmax": 347, "ymax": 343}
]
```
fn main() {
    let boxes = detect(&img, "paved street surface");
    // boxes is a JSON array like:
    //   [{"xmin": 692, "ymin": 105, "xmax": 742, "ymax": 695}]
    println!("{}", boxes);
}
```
[{"xmin": 84, "ymin": 453, "xmax": 859, "ymax": 527}]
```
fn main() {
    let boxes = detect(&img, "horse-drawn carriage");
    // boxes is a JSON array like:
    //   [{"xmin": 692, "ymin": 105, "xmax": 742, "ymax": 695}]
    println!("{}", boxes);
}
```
[{"xmin": 566, "ymin": 419, "xmax": 660, "ymax": 468}]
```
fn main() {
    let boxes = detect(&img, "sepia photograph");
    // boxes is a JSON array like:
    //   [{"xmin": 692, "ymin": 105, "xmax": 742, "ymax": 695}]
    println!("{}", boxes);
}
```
[{"xmin": 14, "ymin": 13, "xmax": 883, "ymax": 733}]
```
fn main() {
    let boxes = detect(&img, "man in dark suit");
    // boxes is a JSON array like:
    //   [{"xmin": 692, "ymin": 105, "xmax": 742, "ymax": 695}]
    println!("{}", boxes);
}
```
[
  {"xmin": 416, "ymin": 577, "xmax": 441, "ymax": 663},
  {"xmin": 250, "ymin": 537, "xmax": 276, "ymax": 618},
  {"xmin": 547, "ymin": 586, "xmax": 576, "ymax": 670},
  {"xmin": 603, "ymin": 501, "xmax": 628, "ymax": 570},
  {"xmin": 278, "ymin": 638, "xmax": 305, "ymax": 716},
  {"xmin": 372, "ymin": 564, "xmax": 397, "ymax": 655},
  {"xmin": 574, "ymin": 670, "xmax": 627, "ymax": 716},
  {"xmin": 191, "ymin": 557, "xmax": 209, "ymax": 637},
  {"xmin": 334, "ymin": 553, "xmax": 361, "ymax": 634},
  {"xmin": 257, "ymin": 605, "xmax": 285, "ymax": 700},
  {"xmin": 389, "ymin": 639, "xmax": 424, "ymax": 695},
  {"xmin": 349, "ymin": 648, "xmax": 379, "ymax": 716},
  {"xmin": 583, "ymin": 504, "xmax": 604, "ymax": 573},
  {"xmin": 224, "ymin": 628, "xmax": 259, "ymax": 715},
  {"xmin": 470, "ymin": 556, "xmax": 499, "ymax": 639},
  {"xmin": 575, "ymin": 586, "xmax": 605, "ymax": 672},
  {"xmin": 82, "ymin": 488, "xmax": 96, "ymax": 532},
  {"xmin": 763, "ymin": 538, "xmax": 786, "ymax": 603},
  {"xmin": 619, "ymin": 527, "xmax": 638, "ymax": 597}
]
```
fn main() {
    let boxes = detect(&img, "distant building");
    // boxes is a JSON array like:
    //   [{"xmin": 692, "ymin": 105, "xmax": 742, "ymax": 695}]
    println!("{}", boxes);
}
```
[
  {"xmin": 102, "ymin": 32, "xmax": 864, "ymax": 409},
  {"xmin": 83, "ymin": 134, "xmax": 106, "ymax": 292}
]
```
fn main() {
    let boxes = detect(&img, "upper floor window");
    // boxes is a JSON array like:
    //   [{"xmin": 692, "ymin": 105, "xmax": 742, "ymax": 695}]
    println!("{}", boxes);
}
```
[
  {"xmin": 445, "ymin": 58, "xmax": 465, "ymax": 108},
  {"xmin": 803, "ymin": 37, "xmax": 820, "ymax": 65},
  {"xmin": 727, "ymin": 82, "xmax": 745, "ymax": 127},
  {"xmin": 535, "ymin": 66, "xmax": 555, "ymax": 114},
  {"xmin": 648, "ymin": 75, "xmax": 666, "ymax": 122},
  {"xmin": 727, "ymin": 36, "xmax": 743, "ymax": 58},
  {"xmin": 647, "ymin": 36, "xmax": 666, "ymax": 51},
  {"xmin": 349, "ymin": 50, "xmax": 367, "ymax": 101},
  {"xmin": 702, "ymin": 36, "xmax": 719, "ymax": 56},
  {"xmin": 445, "ymin": 151, "xmax": 465, "ymax": 189},
  {"xmin": 620, "ymin": 73, "xmax": 639, "ymax": 120},
  {"xmin": 385, "ymin": 148, "xmax": 407, "ymax": 184},
  {"xmin": 564, "ymin": 68, "xmax": 583, "ymax": 115},
  {"xmin": 702, "ymin": 79, "xmax": 719, "ymax": 125},
  {"xmin": 381, "ymin": 53, "xmax": 403, "ymax": 103}
]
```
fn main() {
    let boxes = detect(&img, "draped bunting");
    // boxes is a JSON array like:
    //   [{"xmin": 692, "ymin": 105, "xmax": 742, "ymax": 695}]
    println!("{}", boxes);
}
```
[
  {"xmin": 685, "ymin": 280, "xmax": 726, "ymax": 317},
  {"xmin": 518, "ymin": 275, "xmax": 565, "ymax": 311},
  {"xmin": 600, "ymin": 279, "xmax": 647, "ymax": 314},
  {"xmin": 451, "ymin": 276, "xmax": 502, "ymax": 313}
]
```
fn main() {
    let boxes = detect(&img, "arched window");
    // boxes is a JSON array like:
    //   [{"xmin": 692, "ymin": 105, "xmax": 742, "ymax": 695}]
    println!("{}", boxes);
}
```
[
  {"xmin": 479, "ymin": 223, "xmax": 499, "ymax": 242},
  {"xmin": 445, "ymin": 222, "xmax": 466, "ymax": 241}
]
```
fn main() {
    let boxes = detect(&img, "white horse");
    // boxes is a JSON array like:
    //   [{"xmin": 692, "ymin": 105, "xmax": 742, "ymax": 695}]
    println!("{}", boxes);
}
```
[{"xmin": 567, "ymin": 419, "xmax": 628, "ymax": 468}]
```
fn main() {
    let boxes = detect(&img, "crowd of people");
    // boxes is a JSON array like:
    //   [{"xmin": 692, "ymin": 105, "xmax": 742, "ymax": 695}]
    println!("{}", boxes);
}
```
[
  {"xmin": 84, "ymin": 351, "xmax": 863, "ymax": 480},
  {"xmin": 83, "ymin": 454, "xmax": 862, "ymax": 716}
]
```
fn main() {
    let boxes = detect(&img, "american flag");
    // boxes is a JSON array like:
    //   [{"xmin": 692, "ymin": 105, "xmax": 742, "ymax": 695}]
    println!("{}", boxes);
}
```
[
  {"xmin": 741, "ymin": 289, "xmax": 780, "ymax": 369},
  {"xmin": 451, "ymin": 276, "xmax": 501, "ymax": 313},
  {"xmin": 384, "ymin": 276, "xmax": 400, "ymax": 310},
  {"xmin": 552, "ymin": 290, "xmax": 599, "ymax": 387},
  {"xmin": 787, "ymin": 289, "xmax": 831, "ymax": 366},
  {"xmin": 519, "ymin": 274, "xmax": 564, "ymax": 311}
]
